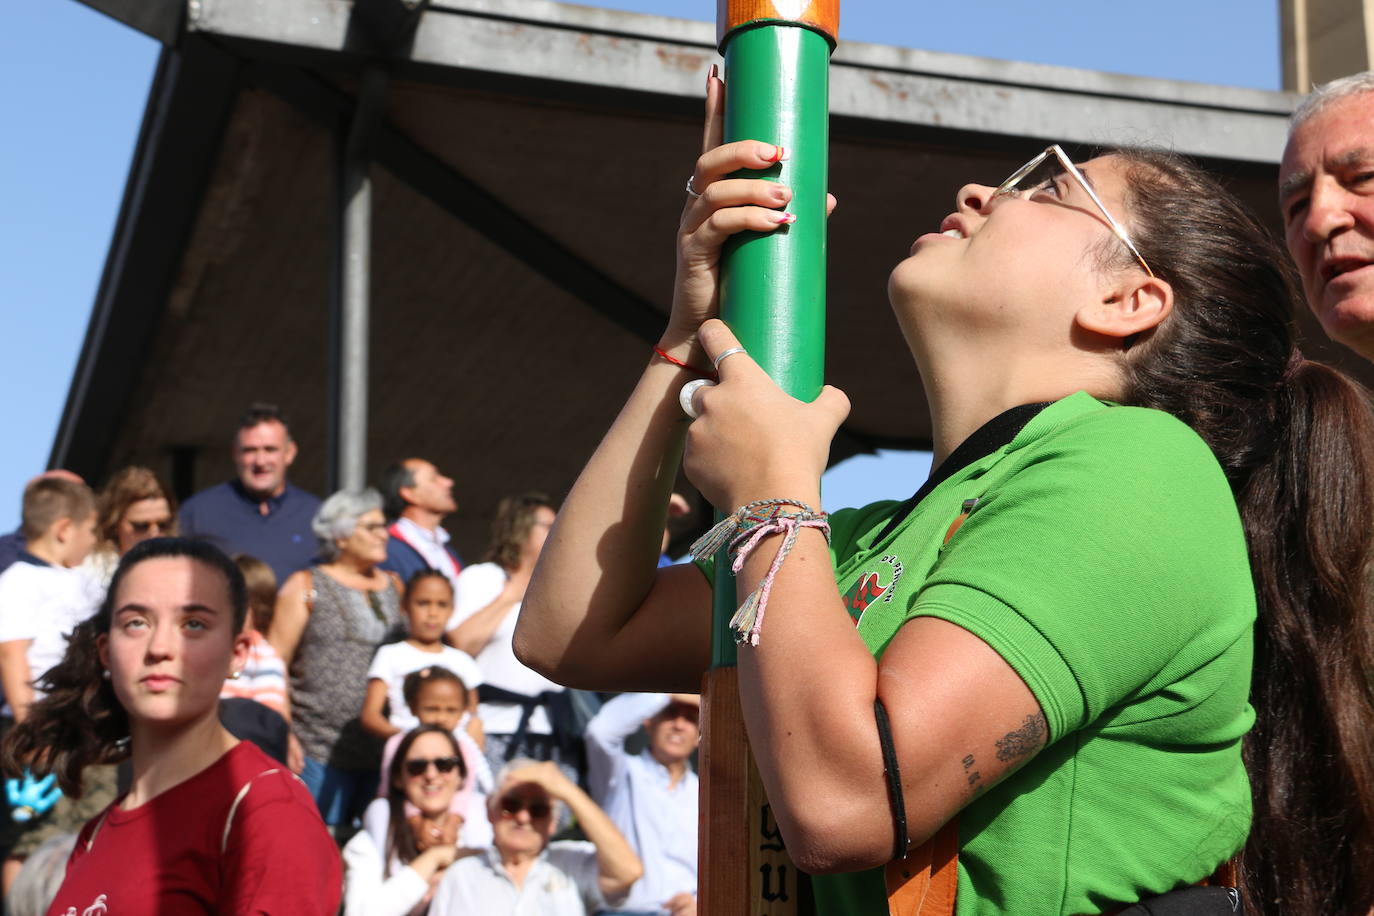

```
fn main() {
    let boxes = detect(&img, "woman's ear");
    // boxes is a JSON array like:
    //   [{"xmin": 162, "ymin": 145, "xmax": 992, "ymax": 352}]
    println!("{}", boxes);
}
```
[
  {"xmin": 96, "ymin": 633, "xmax": 109, "ymax": 672},
  {"xmin": 1077, "ymin": 275, "xmax": 1174, "ymax": 341},
  {"xmin": 230, "ymin": 628, "xmax": 251, "ymax": 678}
]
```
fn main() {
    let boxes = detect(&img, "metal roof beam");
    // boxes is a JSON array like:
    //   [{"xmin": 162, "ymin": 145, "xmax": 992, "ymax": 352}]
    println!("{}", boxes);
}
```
[{"xmin": 188, "ymin": 0, "xmax": 1296, "ymax": 164}]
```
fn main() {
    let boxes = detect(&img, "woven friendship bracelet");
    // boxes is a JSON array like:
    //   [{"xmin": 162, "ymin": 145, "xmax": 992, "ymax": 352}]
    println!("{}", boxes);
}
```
[{"xmin": 689, "ymin": 499, "xmax": 831, "ymax": 646}]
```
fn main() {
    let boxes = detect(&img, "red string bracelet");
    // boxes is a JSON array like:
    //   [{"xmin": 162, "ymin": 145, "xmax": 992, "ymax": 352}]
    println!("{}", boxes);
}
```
[{"xmin": 653, "ymin": 346, "xmax": 716, "ymax": 379}]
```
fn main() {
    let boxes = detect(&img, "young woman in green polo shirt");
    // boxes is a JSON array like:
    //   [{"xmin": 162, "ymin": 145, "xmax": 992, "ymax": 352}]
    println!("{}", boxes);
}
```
[{"xmin": 515, "ymin": 80, "xmax": 1374, "ymax": 915}]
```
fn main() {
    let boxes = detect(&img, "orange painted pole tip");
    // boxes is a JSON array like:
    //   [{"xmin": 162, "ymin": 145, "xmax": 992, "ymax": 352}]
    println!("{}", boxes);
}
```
[{"xmin": 717, "ymin": 0, "xmax": 839, "ymax": 45}]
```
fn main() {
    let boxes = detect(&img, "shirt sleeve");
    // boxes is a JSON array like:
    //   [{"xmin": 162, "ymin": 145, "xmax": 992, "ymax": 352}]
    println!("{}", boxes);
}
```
[
  {"xmin": 366, "ymin": 644, "xmax": 396, "ymax": 683},
  {"xmin": 220, "ymin": 772, "xmax": 344, "ymax": 916},
  {"xmin": 441, "ymin": 648, "xmax": 484, "ymax": 689},
  {"xmin": 447, "ymin": 565, "xmax": 505, "ymax": 631},
  {"xmin": 549, "ymin": 840, "xmax": 614, "ymax": 910},
  {"xmin": 908, "ymin": 408, "xmax": 1254, "ymax": 743},
  {"xmin": 584, "ymin": 693, "xmax": 669, "ymax": 805},
  {"xmin": 341, "ymin": 829, "xmax": 431, "ymax": 916},
  {"xmin": 0, "ymin": 571, "xmax": 39, "ymax": 642}
]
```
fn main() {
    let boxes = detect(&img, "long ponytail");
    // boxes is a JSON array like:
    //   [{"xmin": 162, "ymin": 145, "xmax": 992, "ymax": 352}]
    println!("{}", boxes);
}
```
[{"xmin": 1112, "ymin": 148, "xmax": 1374, "ymax": 915}]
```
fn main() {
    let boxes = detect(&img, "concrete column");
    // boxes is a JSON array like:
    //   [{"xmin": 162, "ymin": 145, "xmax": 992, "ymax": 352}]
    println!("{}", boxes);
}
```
[
  {"xmin": 1282, "ymin": 0, "xmax": 1374, "ymax": 90},
  {"xmin": 328, "ymin": 67, "xmax": 388, "ymax": 494}
]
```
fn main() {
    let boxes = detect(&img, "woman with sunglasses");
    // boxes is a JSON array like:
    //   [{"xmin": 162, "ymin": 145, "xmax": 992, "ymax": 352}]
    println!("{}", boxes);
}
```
[
  {"xmin": 430, "ymin": 759, "xmax": 642, "ymax": 916},
  {"xmin": 343, "ymin": 724, "xmax": 468, "ymax": 916},
  {"xmin": 516, "ymin": 73, "xmax": 1374, "ymax": 915},
  {"xmin": 85, "ymin": 466, "xmax": 176, "ymax": 588}
]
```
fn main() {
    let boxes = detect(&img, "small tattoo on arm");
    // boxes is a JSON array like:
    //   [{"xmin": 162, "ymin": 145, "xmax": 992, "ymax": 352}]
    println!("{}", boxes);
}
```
[
  {"xmin": 995, "ymin": 713, "xmax": 1047, "ymax": 763},
  {"xmin": 961, "ymin": 753, "xmax": 983, "ymax": 795}
]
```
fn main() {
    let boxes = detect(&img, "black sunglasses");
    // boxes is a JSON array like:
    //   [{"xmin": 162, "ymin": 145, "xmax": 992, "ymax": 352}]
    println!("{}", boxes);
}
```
[
  {"xmin": 404, "ymin": 755, "xmax": 462, "ymax": 777},
  {"xmin": 499, "ymin": 795, "xmax": 553, "ymax": 819}
]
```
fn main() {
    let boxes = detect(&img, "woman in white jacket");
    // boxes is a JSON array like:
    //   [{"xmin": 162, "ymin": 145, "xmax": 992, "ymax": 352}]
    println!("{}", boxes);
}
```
[{"xmin": 343, "ymin": 725, "xmax": 468, "ymax": 916}]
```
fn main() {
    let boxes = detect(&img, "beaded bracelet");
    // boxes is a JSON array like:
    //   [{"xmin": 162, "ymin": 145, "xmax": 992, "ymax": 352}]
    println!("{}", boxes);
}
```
[{"xmin": 689, "ymin": 498, "xmax": 831, "ymax": 646}]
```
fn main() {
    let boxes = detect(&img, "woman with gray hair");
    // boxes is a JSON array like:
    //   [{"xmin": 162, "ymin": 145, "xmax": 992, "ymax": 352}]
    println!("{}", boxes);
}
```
[{"xmin": 270, "ymin": 488, "xmax": 404, "ymax": 831}]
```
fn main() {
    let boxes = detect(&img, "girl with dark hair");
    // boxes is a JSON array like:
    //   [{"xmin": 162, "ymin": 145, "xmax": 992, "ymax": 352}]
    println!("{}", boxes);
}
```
[
  {"xmin": 343, "ymin": 724, "xmax": 468, "ymax": 916},
  {"xmin": 514, "ymin": 79, "xmax": 1374, "ymax": 916},
  {"xmin": 360, "ymin": 570, "xmax": 483, "ymax": 743},
  {"xmin": 2, "ymin": 537, "xmax": 340, "ymax": 914}
]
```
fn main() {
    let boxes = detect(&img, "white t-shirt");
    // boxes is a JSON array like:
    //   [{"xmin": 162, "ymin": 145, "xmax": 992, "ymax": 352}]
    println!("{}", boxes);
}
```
[
  {"xmin": 0, "ymin": 559, "xmax": 103, "ymax": 713},
  {"xmin": 366, "ymin": 641, "xmax": 484, "ymax": 732},
  {"xmin": 446, "ymin": 563, "xmax": 564, "ymax": 735}
]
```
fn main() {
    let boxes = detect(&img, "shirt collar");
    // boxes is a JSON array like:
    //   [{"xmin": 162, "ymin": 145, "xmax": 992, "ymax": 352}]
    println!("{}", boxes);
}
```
[
  {"xmin": 16, "ymin": 550, "xmax": 52, "ymax": 568},
  {"xmin": 395, "ymin": 516, "xmax": 451, "ymax": 545},
  {"xmin": 231, "ymin": 479, "xmax": 290, "ymax": 511}
]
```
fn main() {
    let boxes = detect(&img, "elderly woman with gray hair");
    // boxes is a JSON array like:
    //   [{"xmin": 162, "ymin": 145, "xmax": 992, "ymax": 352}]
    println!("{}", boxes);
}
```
[{"xmin": 270, "ymin": 488, "xmax": 404, "ymax": 830}]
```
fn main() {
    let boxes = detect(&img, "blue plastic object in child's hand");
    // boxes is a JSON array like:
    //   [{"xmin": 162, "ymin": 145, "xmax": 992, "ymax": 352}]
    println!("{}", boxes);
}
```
[{"xmin": 5, "ymin": 771, "xmax": 61, "ymax": 822}]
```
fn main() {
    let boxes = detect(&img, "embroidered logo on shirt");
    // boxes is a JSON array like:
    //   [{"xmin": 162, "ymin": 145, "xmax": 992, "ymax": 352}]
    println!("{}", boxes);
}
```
[
  {"xmin": 61, "ymin": 895, "xmax": 108, "ymax": 916},
  {"xmin": 841, "ymin": 555, "xmax": 904, "ymax": 625}
]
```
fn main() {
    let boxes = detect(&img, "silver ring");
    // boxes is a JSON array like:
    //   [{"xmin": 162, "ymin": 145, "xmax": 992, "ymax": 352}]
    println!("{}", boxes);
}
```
[
  {"xmin": 712, "ymin": 347, "xmax": 747, "ymax": 371},
  {"xmin": 679, "ymin": 378, "xmax": 716, "ymax": 419},
  {"xmin": 685, "ymin": 175, "xmax": 703, "ymax": 200}
]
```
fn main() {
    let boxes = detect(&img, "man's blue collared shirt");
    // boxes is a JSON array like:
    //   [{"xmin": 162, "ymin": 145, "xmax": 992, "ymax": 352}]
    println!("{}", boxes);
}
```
[{"xmin": 178, "ymin": 480, "xmax": 321, "ymax": 582}]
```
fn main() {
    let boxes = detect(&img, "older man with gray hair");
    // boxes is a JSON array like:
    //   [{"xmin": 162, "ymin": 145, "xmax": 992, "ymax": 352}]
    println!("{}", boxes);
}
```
[
  {"xmin": 429, "ymin": 759, "xmax": 642, "ymax": 916},
  {"xmin": 1280, "ymin": 70, "xmax": 1374, "ymax": 361}
]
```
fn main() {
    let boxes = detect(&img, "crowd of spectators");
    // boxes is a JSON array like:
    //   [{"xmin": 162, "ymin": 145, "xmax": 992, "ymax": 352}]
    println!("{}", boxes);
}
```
[{"xmin": 0, "ymin": 402, "xmax": 700, "ymax": 915}]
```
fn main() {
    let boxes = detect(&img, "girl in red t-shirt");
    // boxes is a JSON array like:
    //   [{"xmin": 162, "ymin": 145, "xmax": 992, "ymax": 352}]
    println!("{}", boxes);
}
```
[{"xmin": 1, "ymin": 537, "xmax": 341, "ymax": 915}]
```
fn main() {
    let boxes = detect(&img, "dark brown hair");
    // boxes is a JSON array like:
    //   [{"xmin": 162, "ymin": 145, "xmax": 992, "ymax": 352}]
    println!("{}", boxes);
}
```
[
  {"xmin": 401, "ymin": 664, "xmax": 469, "ymax": 714},
  {"xmin": 482, "ymin": 492, "xmax": 554, "ymax": 572},
  {"xmin": 384, "ymin": 724, "xmax": 466, "ymax": 875},
  {"xmin": 1113, "ymin": 148, "xmax": 1374, "ymax": 915},
  {"xmin": 96, "ymin": 466, "xmax": 176, "ymax": 548},
  {"xmin": 1, "ymin": 538, "xmax": 248, "ymax": 795},
  {"xmin": 20, "ymin": 478, "xmax": 95, "ymax": 542}
]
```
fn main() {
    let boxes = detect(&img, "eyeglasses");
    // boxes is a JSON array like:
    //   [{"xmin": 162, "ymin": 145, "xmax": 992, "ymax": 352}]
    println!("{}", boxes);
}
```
[
  {"xmin": 404, "ymin": 756, "xmax": 462, "ymax": 777},
  {"xmin": 994, "ymin": 144, "xmax": 1154, "ymax": 278},
  {"xmin": 498, "ymin": 795, "xmax": 553, "ymax": 820},
  {"xmin": 126, "ymin": 518, "xmax": 172, "ymax": 535}
]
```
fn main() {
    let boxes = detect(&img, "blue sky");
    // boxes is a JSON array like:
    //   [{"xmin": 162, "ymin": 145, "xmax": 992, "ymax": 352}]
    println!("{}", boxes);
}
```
[{"xmin": 1, "ymin": 1, "xmax": 1282, "ymax": 519}]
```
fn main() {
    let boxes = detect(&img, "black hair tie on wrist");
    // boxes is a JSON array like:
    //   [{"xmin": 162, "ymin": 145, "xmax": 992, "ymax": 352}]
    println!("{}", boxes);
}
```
[{"xmin": 874, "ymin": 697, "xmax": 908, "ymax": 861}]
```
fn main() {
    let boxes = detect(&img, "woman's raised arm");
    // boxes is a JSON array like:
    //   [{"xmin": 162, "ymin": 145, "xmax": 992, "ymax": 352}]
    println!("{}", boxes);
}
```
[{"xmin": 516, "ymin": 72, "xmax": 804, "ymax": 693}]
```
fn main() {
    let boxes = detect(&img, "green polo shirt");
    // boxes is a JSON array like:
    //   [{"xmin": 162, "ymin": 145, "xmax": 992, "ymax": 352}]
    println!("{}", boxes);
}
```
[{"xmin": 707, "ymin": 392, "xmax": 1255, "ymax": 915}]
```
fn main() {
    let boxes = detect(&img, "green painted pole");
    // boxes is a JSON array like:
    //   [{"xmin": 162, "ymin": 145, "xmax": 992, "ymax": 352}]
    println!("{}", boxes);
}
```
[
  {"xmin": 711, "ymin": 3, "xmax": 836, "ymax": 666},
  {"xmin": 697, "ymin": 4, "xmax": 836, "ymax": 915}
]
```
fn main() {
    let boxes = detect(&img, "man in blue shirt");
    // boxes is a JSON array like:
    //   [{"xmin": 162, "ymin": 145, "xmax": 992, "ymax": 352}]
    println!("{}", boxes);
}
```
[
  {"xmin": 585, "ymin": 693, "xmax": 700, "ymax": 916},
  {"xmin": 178, "ymin": 404, "xmax": 321, "ymax": 582}
]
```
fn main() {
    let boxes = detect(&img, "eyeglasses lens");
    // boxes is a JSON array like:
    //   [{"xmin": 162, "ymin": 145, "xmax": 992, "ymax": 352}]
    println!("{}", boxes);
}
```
[
  {"xmin": 500, "ymin": 795, "xmax": 552, "ymax": 819},
  {"xmin": 999, "ymin": 154, "xmax": 1064, "ymax": 199},
  {"xmin": 404, "ymin": 756, "xmax": 461, "ymax": 777}
]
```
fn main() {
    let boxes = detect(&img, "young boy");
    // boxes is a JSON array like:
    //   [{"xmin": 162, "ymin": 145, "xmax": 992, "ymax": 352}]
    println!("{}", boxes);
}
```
[
  {"xmin": 0, "ymin": 476, "xmax": 101, "ymax": 723},
  {"xmin": 0, "ymin": 476, "xmax": 103, "ymax": 893}
]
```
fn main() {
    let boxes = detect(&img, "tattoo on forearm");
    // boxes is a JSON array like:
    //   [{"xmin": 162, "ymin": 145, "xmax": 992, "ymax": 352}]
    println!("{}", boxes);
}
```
[
  {"xmin": 994, "ymin": 713, "xmax": 1047, "ymax": 763},
  {"xmin": 961, "ymin": 754, "xmax": 983, "ymax": 797}
]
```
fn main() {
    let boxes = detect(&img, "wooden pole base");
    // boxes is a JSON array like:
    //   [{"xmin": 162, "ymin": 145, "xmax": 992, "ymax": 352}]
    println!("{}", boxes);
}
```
[{"xmin": 699, "ymin": 666, "xmax": 808, "ymax": 916}]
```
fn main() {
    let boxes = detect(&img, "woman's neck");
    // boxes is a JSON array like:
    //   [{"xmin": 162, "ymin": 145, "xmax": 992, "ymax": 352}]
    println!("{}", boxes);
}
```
[
  {"xmin": 920, "ymin": 342, "xmax": 1112, "ymax": 466},
  {"xmin": 123, "ymin": 713, "xmax": 239, "ymax": 810}
]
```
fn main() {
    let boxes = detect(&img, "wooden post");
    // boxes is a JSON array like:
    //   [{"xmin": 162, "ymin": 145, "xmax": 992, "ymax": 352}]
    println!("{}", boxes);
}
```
[{"xmin": 700, "ymin": 4, "xmax": 838, "ymax": 915}]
